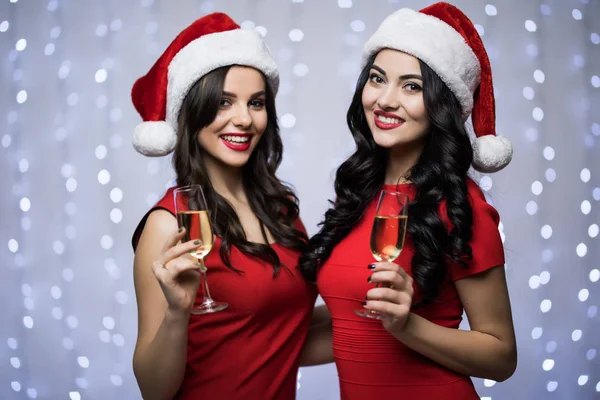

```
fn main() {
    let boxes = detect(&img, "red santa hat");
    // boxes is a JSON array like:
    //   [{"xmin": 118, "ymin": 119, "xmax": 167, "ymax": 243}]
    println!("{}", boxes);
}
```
[
  {"xmin": 361, "ymin": 2, "xmax": 512, "ymax": 173},
  {"xmin": 131, "ymin": 13, "xmax": 279, "ymax": 157}
]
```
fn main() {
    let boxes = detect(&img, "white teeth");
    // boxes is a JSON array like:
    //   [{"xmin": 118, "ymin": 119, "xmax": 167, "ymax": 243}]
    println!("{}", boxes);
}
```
[
  {"xmin": 377, "ymin": 115, "xmax": 403, "ymax": 125},
  {"xmin": 221, "ymin": 135, "xmax": 250, "ymax": 143}
]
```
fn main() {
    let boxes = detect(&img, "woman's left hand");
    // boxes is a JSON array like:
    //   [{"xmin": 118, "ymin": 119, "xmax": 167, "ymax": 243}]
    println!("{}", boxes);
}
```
[{"xmin": 364, "ymin": 262, "xmax": 414, "ymax": 335}]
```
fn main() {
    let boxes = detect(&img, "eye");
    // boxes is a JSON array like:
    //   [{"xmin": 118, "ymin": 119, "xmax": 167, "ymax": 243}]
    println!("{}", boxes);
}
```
[
  {"xmin": 219, "ymin": 98, "xmax": 232, "ymax": 107},
  {"xmin": 404, "ymin": 82, "xmax": 422, "ymax": 92},
  {"xmin": 369, "ymin": 73, "xmax": 385, "ymax": 84},
  {"xmin": 249, "ymin": 98, "xmax": 265, "ymax": 108}
]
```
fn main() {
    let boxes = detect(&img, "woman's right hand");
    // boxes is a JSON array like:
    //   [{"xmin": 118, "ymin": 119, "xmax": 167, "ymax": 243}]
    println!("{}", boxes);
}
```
[{"xmin": 151, "ymin": 228, "xmax": 203, "ymax": 314}]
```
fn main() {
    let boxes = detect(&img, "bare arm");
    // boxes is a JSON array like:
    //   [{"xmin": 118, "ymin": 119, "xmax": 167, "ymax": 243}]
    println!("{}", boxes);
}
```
[
  {"xmin": 133, "ymin": 211, "xmax": 202, "ymax": 399},
  {"xmin": 366, "ymin": 263, "xmax": 517, "ymax": 382},
  {"xmin": 300, "ymin": 304, "xmax": 334, "ymax": 366}
]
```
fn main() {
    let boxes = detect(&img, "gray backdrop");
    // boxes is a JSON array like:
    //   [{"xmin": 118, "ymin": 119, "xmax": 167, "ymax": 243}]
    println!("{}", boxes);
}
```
[{"xmin": 1, "ymin": 0, "xmax": 599, "ymax": 399}]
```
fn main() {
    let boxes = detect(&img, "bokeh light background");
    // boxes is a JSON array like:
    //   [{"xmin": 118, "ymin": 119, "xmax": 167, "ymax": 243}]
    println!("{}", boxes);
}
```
[{"xmin": 1, "ymin": 0, "xmax": 599, "ymax": 399}]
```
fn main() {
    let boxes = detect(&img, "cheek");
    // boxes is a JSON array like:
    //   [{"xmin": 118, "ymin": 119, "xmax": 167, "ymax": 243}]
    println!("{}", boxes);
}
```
[
  {"xmin": 361, "ymin": 86, "xmax": 377, "ymax": 109},
  {"xmin": 253, "ymin": 110, "xmax": 268, "ymax": 134}
]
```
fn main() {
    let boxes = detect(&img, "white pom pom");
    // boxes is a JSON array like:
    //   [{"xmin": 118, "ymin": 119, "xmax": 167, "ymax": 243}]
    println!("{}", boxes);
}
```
[
  {"xmin": 472, "ymin": 135, "xmax": 513, "ymax": 173},
  {"xmin": 132, "ymin": 121, "xmax": 177, "ymax": 157}
]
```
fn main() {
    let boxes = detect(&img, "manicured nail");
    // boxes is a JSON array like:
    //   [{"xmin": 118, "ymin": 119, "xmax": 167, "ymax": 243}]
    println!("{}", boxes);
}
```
[
  {"xmin": 194, "ymin": 240, "xmax": 201, "ymax": 245},
  {"xmin": 362, "ymin": 302, "xmax": 367, "ymax": 306},
  {"xmin": 368, "ymin": 264, "xmax": 376, "ymax": 270},
  {"xmin": 367, "ymin": 276, "xmax": 371, "ymax": 283}
]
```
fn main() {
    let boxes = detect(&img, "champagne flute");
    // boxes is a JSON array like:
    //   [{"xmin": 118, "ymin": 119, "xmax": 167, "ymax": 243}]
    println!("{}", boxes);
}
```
[
  {"xmin": 355, "ymin": 190, "xmax": 409, "ymax": 319},
  {"xmin": 174, "ymin": 185, "xmax": 228, "ymax": 315}
]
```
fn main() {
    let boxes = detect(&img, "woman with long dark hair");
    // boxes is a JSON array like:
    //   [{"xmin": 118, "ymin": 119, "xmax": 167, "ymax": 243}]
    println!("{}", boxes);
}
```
[
  {"xmin": 130, "ymin": 13, "xmax": 317, "ymax": 399},
  {"xmin": 299, "ymin": 3, "xmax": 517, "ymax": 399}
]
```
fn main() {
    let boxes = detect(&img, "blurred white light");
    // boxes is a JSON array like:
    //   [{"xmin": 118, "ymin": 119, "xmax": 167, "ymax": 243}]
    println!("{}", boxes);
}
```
[
  {"xmin": 66, "ymin": 178, "xmax": 77, "ymax": 192},
  {"xmin": 16, "ymin": 39, "xmax": 27, "ymax": 51},
  {"xmin": 587, "ymin": 349, "xmax": 597, "ymax": 360},
  {"xmin": 11, "ymin": 357, "xmax": 21, "ymax": 368},
  {"xmin": 485, "ymin": 4, "xmax": 497, "ymax": 16},
  {"xmin": 67, "ymin": 93, "xmax": 79, "ymax": 106},
  {"xmin": 75, "ymin": 378, "xmax": 87, "ymax": 389},
  {"xmin": 110, "ymin": 187, "xmax": 123, "ymax": 203},
  {"xmin": 53, "ymin": 240, "xmax": 64, "ymax": 255},
  {"xmin": 539, "ymin": 271, "xmax": 550, "ymax": 284},
  {"xmin": 110, "ymin": 19, "xmax": 122, "ymax": 31},
  {"xmin": 581, "ymin": 200, "xmax": 591, "ymax": 215},
  {"xmin": 474, "ymin": 24, "xmax": 485, "ymax": 36},
  {"xmin": 255, "ymin": 26, "xmax": 267, "ymax": 37},
  {"xmin": 98, "ymin": 169, "xmax": 111, "ymax": 185},
  {"xmin": 574, "ymin": 55, "xmax": 585, "ymax": 67},
  {"xmin": 546, "ymin": 341, "xmax": 557, "ymax": 353},
  {"xmin": 533, "ymin": 107, "xmax": 544, "ymax": 121},
  {"xmin": 96, "ymin": 24, "xmax": 108, "ymax": 37},
  {"xmin": 115, "ymin": 290, "xmax": 128, "ymax": 304},
  {"xmin": 66, "ymin": 315, "xmax": 79, "ymax": 329},
  {"xmin": 293, "ymin": 63, "xmax": 309, "ymax": 77},
  {"xmin": 47, "ymin": 0, "xmax": 58, "ymax": 10},
  {"xmin": 590, "ymin": 269, "xmax": 600, "ymax": 283},
  {"xmin": 16, "ymin": 90, "xmax": 27, "ymax": 104},
  {"xmin": 592, "ymin": 76, "xmax": 600, "ymax": 88},
  {"xmin": 591, "ymin": 33, "xmax": 600, "ymax": 44},
  {"xmin": 20, "ymin": 197, "xmax": 31, "ymax": 212},
  {"xmin": 547, "ymin": 381, "xmax": 558, "ymax": 392},
  {"xmin": 532, "ymin": 326, "xmax": 543, "ymax": 339},
  {"xmin": 543, "ymin": 146, "xmax": 555, "ymax": 160},
  {"xmin": 576, "ymin": 243, "xmax": 587, "ymax": 257},
  {"xmin": 483, "ymin": 379, "xmax": 496, "ymax": 387},
  {"xmin": 99, "ymin": 330, "xmax": 111, "ymax": 343},
  {"xmin": 11, "ymin": 381, "xmax": 21, "ymax": 392},
  {"xmin": 55, "ymin": 127, "xmax": 67, "ymax": 141},
  {"xmin": 523, "ymin": 86, "xmax": 535, "ymax": 100},
  {"xmin": 528, "ymin": 275, "xmax": 541, "ymax": 289},
  {"xmin": 110, "ymin": 375, "xmax": 123, "ymax": 386},
  {"xmin": 532, "ymin": 181, "xmax": 543, "ymax": 195},
  {"xmin": 26, "ymin": 388, "xmax": 37, "ymax": 398},
  {"xmin": 0, "ymin": 21, "xmax": 9, "ymax": 32},
  {"xmin": 113, "ymin": 334, "xmax": 125, "ymax": 346},
  {"xmin": 572, "ymin": 329, "xmax": 582, "ymax": 341},
  {"xmin": 110, "ymin": 208, "xmax": 123, "ymax": 224},
  {"xmin": 480, "ymin": 176, "xmax": 493, "ymax": 191},
  {"xmin": 23, "ymin": 316, "xmax": 34, "ymax": 328},
  {"xmin": 8, "ymin": 239, "xmax": 19, "ymax": 253},
  {"xmin": 572, "ymin": 9, "xmax": 583, "ymax": 20},
  {"xmin": 526, "ymin": 201, "xmax": 537, "ymax": 215},
  {"xmin": 51, "ymin": 286, "xmax": 62, "ymax": 299},
  {"xmin": 338, "ymin": 0, "xmax": 352, "ymax": 8},
  {"xmin": 50, "ymin": 26, "xmax": 61, "ymax": 39},
  {"xmin": 52, "ymin": 307, "xmax": 63, "ymax": 320},
  {"xmin": 350, "ymin": 20, "xmax": 365, "ymax": 32},
  {"xmin": 101, "ymin": 235, "xmax": 114, "ymax": 250},
  {"xmin": 77, "ymin": 356, "xmax": 90, "ymax": 368},
  {"xmin": 541, "ymin": 225, "xmax": 552, "ymax": 239},
  {"xmin": 95, "ymin": 69, "xmax": 107, "ymax": 83},
  {"xmin": 525, "ymin": 20, "xmax": 537, "ymax": 32},
  {"xmin": 7, "ymin": 338, "xmax": 18, "ymax": 349},
  {"xmin": 103, "ymin": 316, "xmax": 115, "ymax": 330},
  {"xmin": 62, "ymin": 268, "xmax": 74, "ymax": 282},
  {"xmin": 2, "ymin": 134, "xmax": 11, "ymax": 147},
  {"xmin": 281, "ymin": 113, "xmax": 296, "ymax": 128},
  {"xmin": 110, "ymin": 133, "xmax": 122, "ymax": 148},
  {"xmin": 540, "ymin": 299, "xmax": 552, "ymax": 313},
  {"xmin": 542, "ymin": 359, "xmax": 554, "ymax": 371},
  {"xmin": 581, "ymin": 168, "xmax": 591, "ymax": 182},
  {"xmin": 44, "ymin": 43, "xmax": 55, "ymax": 55},
  {"xmin": 579, "ymin": 289, "xmax": 589, "ymax": 302},
  {"xmin": 589, "ymin": 306, "xmax": 598, "ymax": 318},
  {"xmin": 22, "ymin": 284, "xmax": 32, "ymax": 297},
  {"xmin": 534, "ymin": 69, "xmax": 545, "ymax": 83},
  {"xmin": 289, "ymin": 29, "xmax": 304, "ymax": 42},
  {"xmin": 545, "ymin": 168, "xmax": 556, "ymax": 182},
  {"xmin": 63, "ymin": 338, "xmax": 74, "ymax": 350},
  {"xmin": 579, "ymin": 375, "xmax": 589, "ymax": 386}
]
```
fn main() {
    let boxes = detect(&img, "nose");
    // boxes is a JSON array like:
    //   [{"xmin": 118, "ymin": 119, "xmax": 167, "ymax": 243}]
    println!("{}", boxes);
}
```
[
  {"xmin": 377, "ymin": 85, "xmax": 400, "ymax": 111},
  {"xmin": 231, "ymin": 105, "xmax": 252, "ymax": 130}
]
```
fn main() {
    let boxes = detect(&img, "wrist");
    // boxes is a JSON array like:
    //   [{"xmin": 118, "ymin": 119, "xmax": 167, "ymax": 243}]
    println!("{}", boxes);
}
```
[{"xmin": 165, "ymin": 307, "xmax": 191, "ymax": 325}]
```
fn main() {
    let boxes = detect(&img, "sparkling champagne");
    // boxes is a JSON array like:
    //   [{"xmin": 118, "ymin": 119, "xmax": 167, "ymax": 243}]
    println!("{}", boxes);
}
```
[
  {"xmin": 370, "ymin": 215, "xmax": 408, "ymax": 262},
  {"xmin": 177, "ymin": 211, "xmax": 213, "ymax": 259}
]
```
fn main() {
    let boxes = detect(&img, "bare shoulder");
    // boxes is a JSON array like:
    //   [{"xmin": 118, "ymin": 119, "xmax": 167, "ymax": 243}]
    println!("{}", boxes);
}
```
[{"xmin": 135, "ymin": 210, "xmax": 178, "ymax": 258}]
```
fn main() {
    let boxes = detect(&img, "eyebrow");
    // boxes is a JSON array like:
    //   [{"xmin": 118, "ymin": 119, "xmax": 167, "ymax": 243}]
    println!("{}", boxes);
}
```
[
  {"xmin": 222, "ymin": 90, "xmax": 266, "ymax": 98},
  {"xmin": 371, "ymin": 64, "xmax": 423, "ymax": 81}
]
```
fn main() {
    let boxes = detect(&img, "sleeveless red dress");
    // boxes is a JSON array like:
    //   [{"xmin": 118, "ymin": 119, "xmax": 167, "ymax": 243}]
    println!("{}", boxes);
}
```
[
  {"xmin": 316, "ymin": 179, "xmax": 505, "ymax": 399},
  {"xmin": 132, "ymin": 187, "xmax": 317, "ymax": 399}
]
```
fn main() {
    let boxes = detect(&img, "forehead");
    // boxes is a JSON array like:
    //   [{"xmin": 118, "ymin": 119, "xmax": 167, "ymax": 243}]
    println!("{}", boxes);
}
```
[
  {"xmin": 223, "ymin": 66, "xmax": 266, "ymax": 93},
  {"xmin": 373, "ymin": 49, "xmax": 422, "ymax": 75}
]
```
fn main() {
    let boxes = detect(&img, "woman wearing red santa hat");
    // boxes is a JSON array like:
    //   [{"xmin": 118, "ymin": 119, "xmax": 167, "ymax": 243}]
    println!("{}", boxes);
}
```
[
  {"xmin": 130, "ymin": 13, "xmax": 318, "ymax": 400},
  {"xmin": 299, "ymin": 2, "xmax": 517, "ymax": 399}
]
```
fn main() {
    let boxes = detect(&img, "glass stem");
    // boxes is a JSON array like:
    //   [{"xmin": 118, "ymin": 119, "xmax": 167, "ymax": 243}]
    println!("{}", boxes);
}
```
[{"xmin": 199, "ymin": 258, "xmax": 215, "ymax": 306}]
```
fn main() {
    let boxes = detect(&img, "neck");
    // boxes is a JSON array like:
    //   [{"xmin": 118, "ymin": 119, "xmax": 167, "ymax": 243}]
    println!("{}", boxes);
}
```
[
  {"xmin": 204, "ymin": 156, "xmax": 246, "ymax": 203},
  {"xmin": 384, "ymin": 140, "xmax": 426, "ymax": 185}
]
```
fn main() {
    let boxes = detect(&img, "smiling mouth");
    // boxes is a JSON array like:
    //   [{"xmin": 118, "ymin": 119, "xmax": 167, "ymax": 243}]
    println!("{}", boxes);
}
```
[
  {"xmin": 376, "ymin": 114, "xmax": 405, "ymax": 125},
  {"xmin": 220, "ymin": 134, "xmax": 251, "ymax": 144}
]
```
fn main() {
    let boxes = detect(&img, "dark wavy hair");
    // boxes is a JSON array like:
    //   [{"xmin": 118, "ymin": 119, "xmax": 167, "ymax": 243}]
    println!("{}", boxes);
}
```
[
  {"xmin": 173, "ymin": 66, "xmax": 307, "ymax": 275},
  {"xmin": 299, "ymin": 54, "xmax": 474, "ymax": 305}
]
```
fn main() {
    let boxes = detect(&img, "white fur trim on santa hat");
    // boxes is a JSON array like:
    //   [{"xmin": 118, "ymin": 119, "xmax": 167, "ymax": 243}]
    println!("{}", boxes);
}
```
[
  {"xmin": 166, "ymin": 28, "xmax": 279, "ymax": 130},
  {"xmin": 472, "ymin": 134, "xmax": 512, "ymax": 173},
  {"xmin": 362, "ymin": 8, "xmax": 480, "ymax": 117},
  {"xmin": 133, "ymin": 121, "xmax": 177, "ymax": 157}
]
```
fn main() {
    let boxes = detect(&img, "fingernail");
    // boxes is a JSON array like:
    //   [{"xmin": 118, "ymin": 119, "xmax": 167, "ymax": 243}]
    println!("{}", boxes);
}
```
[
  {"xmin": 194, "ymin": 240, "xmax": 201, "ymax": 245},
  {"xmin": 178, "ymin": 227, "xmax": 183, "ymax": 233},
  {"xmin": 368, "ymin": 264, "xmax": 376, "ymax": 270},
  {"xmin": 367, "ymin": 276, "xmax": 371, "ymax": 283},
  {"xmin": 362, "ymin": 302, "xmax": 367, "ymax": 306}
]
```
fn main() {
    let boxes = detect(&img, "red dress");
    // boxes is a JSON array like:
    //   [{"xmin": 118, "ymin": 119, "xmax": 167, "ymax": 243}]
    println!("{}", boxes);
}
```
[
  {"xmin": 132, "ymin": 188, "xmax": 317, "ymax": 400},
  {"xmin": 317, "ymin": 179, "xmax": 505, "ymax": 399}
]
